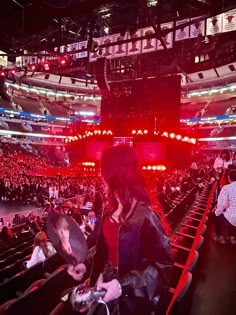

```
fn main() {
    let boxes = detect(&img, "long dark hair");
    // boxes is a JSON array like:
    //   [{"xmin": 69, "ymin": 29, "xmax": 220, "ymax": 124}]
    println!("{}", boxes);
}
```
[{"xmin": 101, "ymin": 145, "xmax": 150, "ymax": 221}]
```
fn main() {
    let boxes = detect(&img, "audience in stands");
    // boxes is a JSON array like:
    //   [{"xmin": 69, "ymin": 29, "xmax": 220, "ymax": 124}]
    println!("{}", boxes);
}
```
[
  {"xmin": 0, "ymin": 226, "xmax": 16, "ymax": 246},
  {"xmin": 26, "ymin": 231, "xmax": 56, "ymax": 268},
  {"xmin": 213, "ymin": 150, "xmax": 233, "ymax": 171},
  {"xmin": 29, "ymin": 221, "xmax": 41, "ymax": 236}
]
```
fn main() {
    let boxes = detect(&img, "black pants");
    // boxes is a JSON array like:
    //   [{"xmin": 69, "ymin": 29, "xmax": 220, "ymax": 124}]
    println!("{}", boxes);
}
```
[{"xmin": 214, "ymin": 214, "xmax": 236, "ymax": 238}]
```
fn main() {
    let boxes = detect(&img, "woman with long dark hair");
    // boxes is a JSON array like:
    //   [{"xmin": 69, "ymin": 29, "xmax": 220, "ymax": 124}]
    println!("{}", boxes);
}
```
[{"xmin": 67, "ymin": 146, "xmax": 173, "ymax": 315}]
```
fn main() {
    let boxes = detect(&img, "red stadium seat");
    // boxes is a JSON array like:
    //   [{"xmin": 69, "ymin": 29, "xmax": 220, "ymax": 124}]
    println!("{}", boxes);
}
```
[{"xmin": 166, "ymin": 271, "xmax": 192, "ymax": 315}]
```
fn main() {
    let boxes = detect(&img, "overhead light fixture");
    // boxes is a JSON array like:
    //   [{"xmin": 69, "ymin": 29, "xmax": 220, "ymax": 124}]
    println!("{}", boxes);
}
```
[{"xmin": 147, "ymin": 0, "xmax": 158, "ymax": 7}]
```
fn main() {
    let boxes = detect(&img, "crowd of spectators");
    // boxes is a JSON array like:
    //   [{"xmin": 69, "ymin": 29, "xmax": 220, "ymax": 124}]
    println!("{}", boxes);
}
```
[{"xmin": 0, "ymin": 144, "xmax": 104, "ymax": 207}]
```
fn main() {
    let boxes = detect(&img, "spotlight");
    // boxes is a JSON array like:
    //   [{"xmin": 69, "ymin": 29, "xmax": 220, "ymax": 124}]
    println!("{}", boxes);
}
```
[
  {"xmin": 176, "ymin": 135, "xmax": 182, "ymax": 140},
  {"xmin": 132, "ymin": 130, "xmax": 136, "ymax": 134},
  {"xmin": 147, "ymin": 166, "xmax": 152, "ymax": 170},
  {"xmin": 1, "ymin": 72, "xmax": 5, "ymax": 76},
  {"xmin": 169, "ymin": 133, "xmax": 175, "ymax": 139},
  {"xmin": 143, "ymin": 130, "xmax": 148, "ymax": 134},
  {"xmin": 190, "ymin": 138, "xmax": 197, "ymax": 144},
  {"xmin": 60, "ymin": 58, "xmax": 67, "ymax": 66},
  {"xmin": 44, "ymin": 62, "xmax": 50, "ymax": 70},
  {"xmin": 182, "ymin": 136, "xmax": 189, "ymax": 142},
  {"xmin": 163, "ymin": 132, "xmax": 168, "ymax": 137},
  {"xmin": 11, "ymin": 70, "xmax": 16, "ymax": 74},
  {"xmin": 142, "ymin": 166, "xmax": 146, "ymax": 170},
  {"xmin": 137, "ymin": 130, "xmax": 142, "ymax": 135},
  {"xmin": 31, "ymin": 65, "xmax": 36, "ymax": 71}
]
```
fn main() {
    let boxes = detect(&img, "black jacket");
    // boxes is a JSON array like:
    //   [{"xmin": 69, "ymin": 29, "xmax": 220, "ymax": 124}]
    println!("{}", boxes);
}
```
[{"xmin": 87, "ymin": 201, "xmax": 173, "ymax": 314}]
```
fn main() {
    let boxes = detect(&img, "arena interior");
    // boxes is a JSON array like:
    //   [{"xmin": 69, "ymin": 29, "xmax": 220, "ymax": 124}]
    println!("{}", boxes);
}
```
[{"xmin": 0, "ymin": 1, "xmax": 236, "ymax": 314}]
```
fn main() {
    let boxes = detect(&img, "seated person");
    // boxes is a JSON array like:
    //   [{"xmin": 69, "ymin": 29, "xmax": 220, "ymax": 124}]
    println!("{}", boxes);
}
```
[{"xmin": 26, "ymin": 231, "xmax": 56, "ymax": 268}]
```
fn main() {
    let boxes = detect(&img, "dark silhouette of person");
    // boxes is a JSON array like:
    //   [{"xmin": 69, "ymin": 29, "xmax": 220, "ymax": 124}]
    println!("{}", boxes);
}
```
[
  {"xmin": 115, "ymin": 35, "xmax": 125, "ymax": 55},
  {"xmin": 90, "ymin": 40, "xmax": 100, "ymax": 59},
  {"xmin": 143, "ymin": 30, "xmax": 154, "ymax": 50},
  {"xmin": 159, "ymin": 26, "xmax": 170, "ymax": 47},
  {"xmin": 103, "ymin": 38, "xmax": 112, "ymax": 57},
  {"xmin": 129, "ymin": 33, "xmax": 140, "ymax": 53}
]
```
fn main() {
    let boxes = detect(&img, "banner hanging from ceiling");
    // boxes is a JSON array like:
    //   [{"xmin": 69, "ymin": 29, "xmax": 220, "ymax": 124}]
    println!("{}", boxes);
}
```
[
  {"xmin": 206, "ymin": 14, "xmax": 223, "ymax": 35},
  {"xmin": 175, "ymin": 19, "xmax": 190, "ymax": 41},
  {"xmin": 17, "ymin": 8, "xmax": 236, "ymax": 67},
  {"xmin": 222, "ymin": 9, "xmax": 236, "ymax": 33}
]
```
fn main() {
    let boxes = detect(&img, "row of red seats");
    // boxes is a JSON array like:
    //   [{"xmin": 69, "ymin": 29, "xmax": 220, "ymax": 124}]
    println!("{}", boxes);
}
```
[{"xmin": 166, "ymin": 181, "xmax": 217, "ymax": 314}]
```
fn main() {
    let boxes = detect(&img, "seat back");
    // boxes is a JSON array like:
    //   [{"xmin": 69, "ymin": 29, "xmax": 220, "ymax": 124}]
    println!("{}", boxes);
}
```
[
  {"xmin": 40, "ymin": 266, "xmax": 75, "ymax": 314},
  {"xmin": 166, "ymin": 271, "xmax": 192, "ymax": 315},
  {"xmin": 0, "ymin": 272, "xmax": 24, "ymax": 305},
  {"xmin": 43, "ymin": 253, "xmax": 65, "ymax": 274},
  {"xmin": 4, "ymin": 286, "xmax": 41, "ymax": 315}
]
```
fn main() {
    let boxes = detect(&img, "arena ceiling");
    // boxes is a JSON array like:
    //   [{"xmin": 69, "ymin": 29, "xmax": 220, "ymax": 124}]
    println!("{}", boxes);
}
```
[{"xmin": 1, "ymin": 0, "xmax": 236, "ymax": 55}]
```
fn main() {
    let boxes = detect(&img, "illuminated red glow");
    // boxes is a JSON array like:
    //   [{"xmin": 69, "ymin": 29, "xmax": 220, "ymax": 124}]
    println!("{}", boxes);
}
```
[
  {"xmin": 60, "ymin": 58, "xmax": 67, "ymax": 65},
  {"xmin": 64, "ymin": 129, "xmax": 196, "ymax": 145},
  {"xmin": 65, "ymin": 130, "xmax": 113, "ymax": 143}
]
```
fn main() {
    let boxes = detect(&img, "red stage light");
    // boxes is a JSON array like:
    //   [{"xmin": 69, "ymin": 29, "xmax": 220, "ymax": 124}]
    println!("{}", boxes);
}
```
[
  {"xmin": 60, "ymin": 58, "xmax": 66, "ymax": 65},
  {"xmin": 11, "ymin": 70, "xmax": 16, "ymax": 74},
  {"xmin": 163, "ymin": 132, "xmax": 168, "ymax": 137},
  {"xmin": 1, "ymin": 72, "xmax": 5, "ymax": 76},
  {"xmin": 31, "ymin": 65, "xmax": 36, "ymax": 71},
  {"xmin": 147, "ymin": 166, "xmax": 152, "ymax": 170},
  {"xmin": 144, "ymin": 130, "xmax": 148, "ymax": 134},
  {"xmin": 102, "ymin": 130, "xmax": 107, "ymax": 135},
  {"xmin": 170, "ymin": 133, "xmax": 175, "ymax": 139},
  {"xmin": 142, "ymin": 166, "xmax": 146, "ymax": 170},
  {"xmin": 161, "ymin": 166, "xmax": 166, "ymax": 171},
  {"xmin": 182, "ymin": 136, "xmax": 189, "ymax": 142},
  {"xmin": 132, "ymin": 130, "xmax": 136, "ymax": 134},
  {"xmin": 137, "ymin": 130, "xmax": 142, "ymax": 135},
  {"xmin": 152, "ymin": 166, "xmax": 156, "ymax": 170},
  {"xmin": 176, "ymin": 135, "xmax": 182, "ymax": 140}
]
